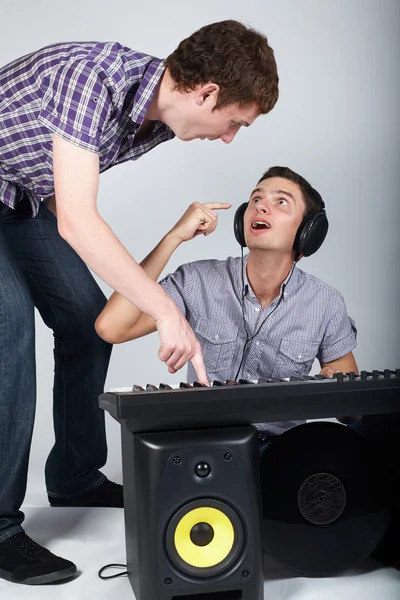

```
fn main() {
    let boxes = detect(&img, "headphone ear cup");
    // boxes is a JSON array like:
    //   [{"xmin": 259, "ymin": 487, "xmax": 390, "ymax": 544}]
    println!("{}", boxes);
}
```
[
  {"xmin": 294, "ymin": 211, "xmax": 329, "ymax": 257},
  {"xmin": 234, "ymin": 203, "xmax": 248, "ymax": 247}
]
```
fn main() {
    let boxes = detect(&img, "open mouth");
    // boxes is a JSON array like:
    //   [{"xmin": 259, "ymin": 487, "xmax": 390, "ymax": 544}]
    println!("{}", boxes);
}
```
[{"xmin": 251, "ymin": 221, "xmax": 271, "ymax": 230}]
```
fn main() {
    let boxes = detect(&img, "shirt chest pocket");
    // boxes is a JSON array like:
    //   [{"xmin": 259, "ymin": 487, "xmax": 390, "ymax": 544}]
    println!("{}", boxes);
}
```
[
  {"xmin": 195, "ymin": 318, "xmax": 238, "ymax": 374},
  {"xmin": 272, "ymin": 338, "xmax": 320, "ymax": 378}
]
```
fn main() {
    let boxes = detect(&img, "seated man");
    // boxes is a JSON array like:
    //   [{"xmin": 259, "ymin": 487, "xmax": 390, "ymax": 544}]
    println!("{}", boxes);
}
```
[{"xmin": 95, "ymin": 166, "xmax": 358, "ymax": 438}]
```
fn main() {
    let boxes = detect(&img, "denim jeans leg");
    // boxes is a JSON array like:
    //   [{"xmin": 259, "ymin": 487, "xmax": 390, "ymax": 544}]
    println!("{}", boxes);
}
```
[
  {"xmin": 0, "ymin": 207, "xmax": 36, "ymax": 542},
  {"xmin": 1, "ymin": 198, "xmax": 112, "ymax": 498}
]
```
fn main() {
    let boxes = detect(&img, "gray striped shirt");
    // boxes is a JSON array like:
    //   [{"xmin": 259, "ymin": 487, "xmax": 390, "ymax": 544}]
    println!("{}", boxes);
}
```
[{"xmin": 160, "ymin": 255, "xmax": 357, "ymax": 435}]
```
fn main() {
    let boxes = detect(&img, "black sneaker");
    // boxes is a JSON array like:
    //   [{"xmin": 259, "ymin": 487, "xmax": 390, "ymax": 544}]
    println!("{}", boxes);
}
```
[
  {"xmin": 0, "ymin": 532, "xmax": 77, "ymax": 585},
  {"xmin": 48, "ymin": 479, "xmax": 123, "ymax": 508}
]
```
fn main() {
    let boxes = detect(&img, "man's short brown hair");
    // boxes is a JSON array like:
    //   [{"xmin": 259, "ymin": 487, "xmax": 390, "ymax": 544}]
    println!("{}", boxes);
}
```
[
  {"xmin": 165, "ymin": 20, "xmax": 279, "ymax": 114},
  {"xmin": 258, "ymin": 166, "xmax": 324, "ymax": 215}
]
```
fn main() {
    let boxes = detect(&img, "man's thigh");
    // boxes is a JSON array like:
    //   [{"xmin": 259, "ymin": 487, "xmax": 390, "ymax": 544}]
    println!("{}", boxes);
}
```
[
  {"xmin": 0, "ymin": 202, "xmax": 35, "ymax": 329},
  {"xmin": 0, "ymin": 196, "xmax": 107, "ymax": 331}
]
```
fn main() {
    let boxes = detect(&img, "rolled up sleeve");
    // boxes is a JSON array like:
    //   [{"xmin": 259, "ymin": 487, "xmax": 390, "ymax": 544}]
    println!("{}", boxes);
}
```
[
  {"xmin": 318, "ymin": 295, "xmax": 357, "ymax": 363},
  {"xmin": 159, "ymin": 263, "xmax": 194, "ymax": 319}
]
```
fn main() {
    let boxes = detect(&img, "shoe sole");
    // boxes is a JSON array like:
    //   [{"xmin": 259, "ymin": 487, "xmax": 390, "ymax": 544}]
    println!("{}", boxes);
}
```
[{"xmin": 0, "ymin": 565, "xmax": 77, "ymax": 585}]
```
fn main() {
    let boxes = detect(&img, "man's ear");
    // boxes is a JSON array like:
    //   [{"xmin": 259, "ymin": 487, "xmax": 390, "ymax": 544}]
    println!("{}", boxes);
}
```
[{"xmin": 195, "ymin": 83, "xmax": 220, "ymax": 106}]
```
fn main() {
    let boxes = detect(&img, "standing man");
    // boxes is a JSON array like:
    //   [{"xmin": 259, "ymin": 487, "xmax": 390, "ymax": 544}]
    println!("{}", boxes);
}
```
[{"xmin": 0, "ymin": 21, "xmax": 279, "ymax": 584}]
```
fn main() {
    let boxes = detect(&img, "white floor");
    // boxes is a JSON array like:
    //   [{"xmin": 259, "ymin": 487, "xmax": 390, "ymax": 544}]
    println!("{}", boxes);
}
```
[{"xmin": 1, "ymin": 505, "xmax": 399, "ymax": 600}]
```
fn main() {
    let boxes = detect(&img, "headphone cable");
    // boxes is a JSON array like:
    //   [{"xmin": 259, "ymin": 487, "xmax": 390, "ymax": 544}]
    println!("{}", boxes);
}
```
[{"xmin": 234, "ymin": 256, "xmax": 297, "ymax": 381}]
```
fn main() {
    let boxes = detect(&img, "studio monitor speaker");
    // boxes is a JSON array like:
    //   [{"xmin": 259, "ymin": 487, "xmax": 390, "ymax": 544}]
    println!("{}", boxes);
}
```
[{"xmin": 121, "ymin": 425, "xmax": 264, "ymax": 600}]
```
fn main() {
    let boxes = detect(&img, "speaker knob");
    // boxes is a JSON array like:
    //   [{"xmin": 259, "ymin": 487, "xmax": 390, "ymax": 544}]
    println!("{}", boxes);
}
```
[
  {"xmin": 195, "ymin": 462, "xmax": 211, "ymax": 478},
  {"xmin": 190, "ymin": 522, "xmax": 215, "ymax": 546}
]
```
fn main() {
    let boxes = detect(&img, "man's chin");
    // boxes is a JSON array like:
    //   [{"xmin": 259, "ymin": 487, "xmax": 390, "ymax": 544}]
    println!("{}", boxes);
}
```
[
  {"xmin": 173, "ymin": 131, "xmax": 199, "ymax": 142},
  {"xmin": 247, "ymin": 242, "xmax": 272, "ymax": 252}
]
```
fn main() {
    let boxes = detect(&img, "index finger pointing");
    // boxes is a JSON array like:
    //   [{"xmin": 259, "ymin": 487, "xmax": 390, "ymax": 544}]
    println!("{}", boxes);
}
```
[
  {"xmin": 202, "ymin": 202, "xmax": 232, "ymax": 211},
  {"xmin": 190, "ymin": 351, "xmax": 209, "ymax": 387}
]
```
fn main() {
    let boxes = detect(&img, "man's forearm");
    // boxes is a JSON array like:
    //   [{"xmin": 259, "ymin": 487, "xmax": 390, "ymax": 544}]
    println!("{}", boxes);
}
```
[
  {"xmin": 140, "ymin": 231, "xmax": 182, "ymax": 277},
  {"xmin": 59, "ymin": 211, "xmax": 177, "ymax": 320},
  {"xmin": 95, "ymin": 230, "xmax": 182, "ymax": 337},
  {"xmin": 51, "ymin": 133, "xmax": 209, "ymax": 383}
]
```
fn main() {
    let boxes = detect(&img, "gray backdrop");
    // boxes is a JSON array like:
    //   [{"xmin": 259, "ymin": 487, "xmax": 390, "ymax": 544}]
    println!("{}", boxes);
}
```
[{"xmin": 2, "ymin": 0, "xmax": 399, "ymax": 504}]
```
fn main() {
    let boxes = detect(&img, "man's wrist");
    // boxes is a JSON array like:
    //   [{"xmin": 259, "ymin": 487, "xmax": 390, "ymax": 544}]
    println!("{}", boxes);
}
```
[
  {"xmin": 164, "ymin": 230, "xmax": 184, "ymax": 248},
  {"xmin": 154, "ymin": 299, "xmax": 179, "ymax": 324},
  {"xmin": 150, "ymin": 284, "xmax": 178, "ymax": 323}
]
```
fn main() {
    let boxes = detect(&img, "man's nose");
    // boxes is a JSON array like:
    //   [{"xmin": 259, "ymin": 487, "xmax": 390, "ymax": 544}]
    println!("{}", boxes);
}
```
[
  {"xmin": 220, "ymin": 129, "xmax": 239, "ymax": 144},
  {"xmin": 256, "ymin": 201, "xmax": 270, "ymax": 214}
]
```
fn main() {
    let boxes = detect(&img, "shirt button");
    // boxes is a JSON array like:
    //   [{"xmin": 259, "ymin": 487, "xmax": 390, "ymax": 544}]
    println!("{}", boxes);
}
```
[
  {"xmin": 215, "ymin": 334, "xmax": 219, "ymax": 341},
  {"xmin": 298, "ymin": 353, "xmax": 302, "ymax": 359},
  {"xmin": 256, "ymin": 341, "xmax": 260, "ymax": 346},
  {"xmin": 255, "ymin": 307, "xmax": 260, "ymax": 312}
]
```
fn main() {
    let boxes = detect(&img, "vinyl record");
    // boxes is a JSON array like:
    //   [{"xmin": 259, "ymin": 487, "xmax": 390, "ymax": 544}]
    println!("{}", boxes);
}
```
[
  {"xmin": 165, "ymin": 499, "xmax": 244, "ymax": 577},
  {"xmin": 260, "ymin": 421, "xmax": 391, "ymax": 576},
  {"xmin": 362, "ymin": 413, "xmax": 400, "ymax": 570},
  {"xmin": 372, "ymin": 510, "xmax": 400, "ymax": 570}
]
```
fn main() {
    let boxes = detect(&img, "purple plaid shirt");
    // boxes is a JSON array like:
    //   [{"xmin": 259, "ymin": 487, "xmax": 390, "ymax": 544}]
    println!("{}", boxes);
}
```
[{"xmin": 0, "ymin": 41, "xmax": 174, "ymax": 216}]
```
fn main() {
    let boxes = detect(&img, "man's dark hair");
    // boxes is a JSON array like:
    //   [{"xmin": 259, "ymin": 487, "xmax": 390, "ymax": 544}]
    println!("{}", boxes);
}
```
[
  {"xmin": 258, "ymin": 166, "xmax": 324, "ymax": 214},
  {"xmin": 165, "ymin": 20, "xmax": 279, "ymax": 114}
]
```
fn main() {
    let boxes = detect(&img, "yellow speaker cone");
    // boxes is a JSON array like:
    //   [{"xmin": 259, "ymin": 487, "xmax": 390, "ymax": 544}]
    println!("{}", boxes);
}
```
[{"xmin": 174, "ymin": 506, "xmax": 235, "ymax": 568}]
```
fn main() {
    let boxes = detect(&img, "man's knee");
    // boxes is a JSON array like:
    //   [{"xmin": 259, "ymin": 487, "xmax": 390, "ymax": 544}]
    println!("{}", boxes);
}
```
[{"xmin": 0, "ymin": 277, "xmax": 34, "ymax": 339}]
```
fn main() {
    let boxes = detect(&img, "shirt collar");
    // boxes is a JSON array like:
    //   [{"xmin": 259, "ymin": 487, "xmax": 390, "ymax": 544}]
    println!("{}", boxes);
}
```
[
  {"xmin": 241, "ymin": 253, "xmax": 300, "ymax": 300},
  {"xmin": 130, "ymin": 58, "xmax": 172, "ymax": 131}
]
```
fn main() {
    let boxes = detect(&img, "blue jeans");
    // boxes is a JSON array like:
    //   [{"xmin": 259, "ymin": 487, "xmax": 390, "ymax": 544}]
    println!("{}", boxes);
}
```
[{"xmin": 0, "ymin": 196, "xmax": 112, "ymax": 542}]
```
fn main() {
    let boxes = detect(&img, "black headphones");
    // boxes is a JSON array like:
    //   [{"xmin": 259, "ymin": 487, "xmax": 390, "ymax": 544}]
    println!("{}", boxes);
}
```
[{"xmin": 233, "ymin": 199, "xmax": 329, "ymax": 259}]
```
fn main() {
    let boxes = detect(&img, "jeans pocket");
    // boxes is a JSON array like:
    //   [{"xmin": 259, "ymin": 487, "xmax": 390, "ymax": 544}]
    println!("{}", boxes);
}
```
[{"xmin": 0, "ymin": 201, "xmax": 14, "ymax": 219}]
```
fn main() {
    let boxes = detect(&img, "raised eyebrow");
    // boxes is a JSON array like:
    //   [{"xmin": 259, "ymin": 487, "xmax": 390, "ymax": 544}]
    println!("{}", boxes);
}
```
[
  {"xmin": 272, "ymin": 188, "xmax": 295, "ymax": 201},
  {"xmin": 249, "ymin": 187, "xmax": 296, "ymax": 202},
  {"xmin": 249, "ymin": 187, "xmax": 263, "ymax": 198}
]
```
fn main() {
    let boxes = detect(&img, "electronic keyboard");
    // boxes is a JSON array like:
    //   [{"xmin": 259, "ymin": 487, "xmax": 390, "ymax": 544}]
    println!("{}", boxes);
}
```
[{"xmin": 99, "ymin": 369, "xmax": 400, "ymax": 433}]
